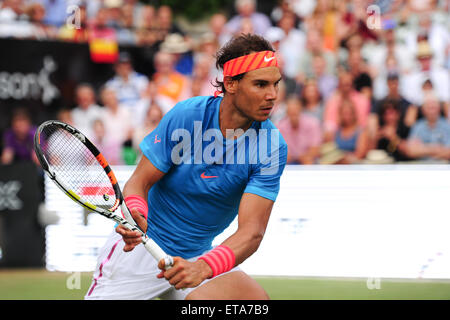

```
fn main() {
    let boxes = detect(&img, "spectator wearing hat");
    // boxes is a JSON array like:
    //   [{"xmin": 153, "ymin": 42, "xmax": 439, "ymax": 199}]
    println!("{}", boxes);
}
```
[
  {"xmin": 406, "ymin": 94, "xmax": 450, "ymax": 162},
  {"xmin": 104, "ymin": 51, "xmax": 149, "ymax": 109},
  {"xmin": 401, "ymin": 41, "xmax": 449, "ymax": 106},
  {"xmin": 160, "ymin": 33, "xmax": 194, "ymax": 77},
  {"xmin": 276, "ymin": 96, "xmax": 322, "ymax": 164}
]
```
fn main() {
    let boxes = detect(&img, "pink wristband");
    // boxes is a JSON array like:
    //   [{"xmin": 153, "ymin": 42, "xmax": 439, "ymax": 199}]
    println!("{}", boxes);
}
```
[
  {"xmin": 198, "ymin": 245, "xmax": 235, "ymax": 278},
  {"xmin": 124, "ymin": 195, "xmax": 148, "ymax": 220}
]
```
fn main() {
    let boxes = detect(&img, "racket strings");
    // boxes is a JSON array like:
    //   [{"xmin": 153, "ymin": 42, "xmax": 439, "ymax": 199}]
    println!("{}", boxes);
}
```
[{"xmin": 39, "ymin": 125, "xmax": 117, "ymax": 209}]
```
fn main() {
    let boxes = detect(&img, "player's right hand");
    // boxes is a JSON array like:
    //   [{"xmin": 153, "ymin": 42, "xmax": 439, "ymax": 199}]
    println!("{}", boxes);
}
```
[{"xmin": 115, "ymin": 208, "xmax": 148, "ymax": 252}]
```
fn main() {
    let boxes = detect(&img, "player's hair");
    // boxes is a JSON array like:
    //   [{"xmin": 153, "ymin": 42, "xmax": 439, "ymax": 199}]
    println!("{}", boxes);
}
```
[{"xmin": 214, "ymin": 33, "xmax": 274, "ymax": 94}]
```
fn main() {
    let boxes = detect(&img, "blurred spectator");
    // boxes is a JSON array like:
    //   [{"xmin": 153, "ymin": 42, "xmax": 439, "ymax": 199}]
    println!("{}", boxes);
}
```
[
  {"xmin": 70, "ymin": 83, "xmax": 104, "ymax": 139},
  {"xmin": 156, "ymin": 5, "xmax": 184, "ymax": 41},
  {"xmin": 132, "ymin": 102, "xmax": 163, "ymax": 156},
  {"xmin": 23, "ymin": 2, "xmax": 57, "ymax": 39},
  {"xmin": 401, "ymin": 41, "xmax": 450, "ymax": 106},
  {"xmin": 160, "ymin": 33, "xmax": 194, "ymax": 76},
  {"xmin": 276, "ymin": 96, "xmax": 322, "ymax": 164},
  {"xmin": 225, "ymin": 0, "xmax": 272, "ymax": 37},
  {"xmin": 276, "ymin": 11, "xmax": 305, "ymax": 90},
  {"xmin": 190, "ymin": 53, "xmax": 216, "ymax": 97},
  {"xmin": 300, "ymin": 78, "xmax": 324, "ymax": 122},
  {"xmin": 1, "ymin": 107, "xmax": 38, "ymax": 165},
  {"xmin": 311, "ymin": 53, "xmax": 338, "ymax": 101},
  {"xmin": 370, "ymin": 72, "xmax": 418, "ymax": 141},
  {"xmin": 338, "ymin": 32, "xmax": 364, "ymax": 68},
  {"xmin": 135, "ymin": 5, "xmax": 157, "ymax": 46},
  {"xmin": 116, "ymin": 2, "xmax": 137, "ymax": 45},
  {"xmin": 0, "ymin": 0, "xmax": 34, "ymax": 38},
  {"xmin": 404, "ymin": 13, "xmax": 449, "ymax": 68},
  {"xmin": 373, "ymin": 99, "xmax": 411, "ymax": 162},
  {"xmin": 298, "ymin": 27, "xmax": 336, "ymax": 83},
  {"xmin": 90, "ymin": 118, "xmax": 123, "ymax": 165},
  {"xmin": 365, "ymin": 28, "xmax": 414, "ymax": 88},
  {"xmin": 152, "ymin": 50, "xmax": 191, "ymax": 108},
  {"xmin": 327, "ymin": 98, "xmax": 370, "ymax": 164},
  {"xmin": 100, "ymin": 87, "xmax": 133, "ymax": 152},
  {"xmin": 347, "ymin": 49, "xmax": 373, "ymax": 101},
  {"xmin": 209, "ymin": 13, "xmax": 229, "ymax": 46},
  {"xmin": 136, "ymin": 4, "xmax": 155, "ymax": 30},
  {"xmin": 323, "ymin": 70, "xmax": 370, "ymax": 135},
  {"xmin": 56, "ymin": 107, "xmax": 74, "ymax": 126},
  {"xmin": 98, "ymin": 87, "xmax": 133, "ymax": 164},
  {"xmin": 39, "ymin": 0, "xmax": 67, "ymax": 27},
  {"xmin": 104, "ymin": 51, "xmax": 149, "ymax": 109},
  {"xmin": 406, "ymin": 94, "xmax": 450, "ymax": 162}
]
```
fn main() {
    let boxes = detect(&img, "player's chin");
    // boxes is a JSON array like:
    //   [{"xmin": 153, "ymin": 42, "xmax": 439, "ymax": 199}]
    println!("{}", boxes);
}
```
[{"xmin": 256, "ymin": 109, "xmax": 272, "ymax": 121}]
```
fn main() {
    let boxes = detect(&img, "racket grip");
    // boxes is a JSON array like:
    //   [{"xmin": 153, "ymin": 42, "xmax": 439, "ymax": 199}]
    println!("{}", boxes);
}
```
[{"xmin": 143, "ymin": 237, "xmax": 173, "ymax": 270}]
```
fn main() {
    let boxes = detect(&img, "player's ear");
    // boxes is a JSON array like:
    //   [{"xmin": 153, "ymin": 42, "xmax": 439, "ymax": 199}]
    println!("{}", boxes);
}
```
[{"xmin": 223, "ymin": 76, "xmax": 238, "ymax": 94}]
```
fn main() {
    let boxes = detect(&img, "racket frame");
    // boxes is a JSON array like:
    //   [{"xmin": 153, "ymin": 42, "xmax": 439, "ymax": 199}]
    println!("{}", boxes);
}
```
[{"xmin": 34, "ymin": 120, "xmax": 173, "ymax": 267}]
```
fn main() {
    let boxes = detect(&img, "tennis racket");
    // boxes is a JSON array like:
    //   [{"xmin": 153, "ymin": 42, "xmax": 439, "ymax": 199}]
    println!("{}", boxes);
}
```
[{"xmin": 34, "ymin": 120, "xmax": 173, "ymax": 268}]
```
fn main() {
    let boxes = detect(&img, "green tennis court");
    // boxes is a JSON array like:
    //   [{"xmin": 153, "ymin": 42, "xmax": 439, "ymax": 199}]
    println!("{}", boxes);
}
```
[{"xmin": 0, "ymin": 270, "xmax": 449, "ymax": 300}]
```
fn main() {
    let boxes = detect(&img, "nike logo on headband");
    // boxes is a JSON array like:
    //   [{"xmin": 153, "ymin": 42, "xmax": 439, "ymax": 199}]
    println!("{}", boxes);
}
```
[{"xmin": 264, "ymin": 56, "xmax": 275, "ymax": 62}]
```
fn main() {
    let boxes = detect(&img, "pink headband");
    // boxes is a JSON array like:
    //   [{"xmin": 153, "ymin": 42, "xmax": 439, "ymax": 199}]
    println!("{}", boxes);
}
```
[{"xmin": 214, "ymin": 50, "xmax": 278, "ymax": 97}]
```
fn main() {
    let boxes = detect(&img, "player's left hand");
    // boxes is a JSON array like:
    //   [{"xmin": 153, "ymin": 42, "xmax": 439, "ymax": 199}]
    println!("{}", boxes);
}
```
[{"xmin": 157, "ymin": 257, "xmax": 213, "ymax": 290}]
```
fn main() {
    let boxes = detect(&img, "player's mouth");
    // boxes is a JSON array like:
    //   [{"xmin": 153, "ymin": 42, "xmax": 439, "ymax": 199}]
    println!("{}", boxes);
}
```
[{"xmin": 260, "ymin": 104, "xmax": 274, "ymax": 114}]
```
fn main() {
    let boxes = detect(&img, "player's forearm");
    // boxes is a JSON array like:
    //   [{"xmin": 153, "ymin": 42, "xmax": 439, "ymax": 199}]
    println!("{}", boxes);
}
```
[{"xmin": 221, "ymin": 227, "xmax": 264, "ymax": 266}]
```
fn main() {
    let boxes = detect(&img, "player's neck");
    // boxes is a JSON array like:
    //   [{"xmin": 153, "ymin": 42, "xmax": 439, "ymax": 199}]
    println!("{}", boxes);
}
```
[{"xmin": 219, "ymin": 96, "xmax": 253, "ymax": 138}]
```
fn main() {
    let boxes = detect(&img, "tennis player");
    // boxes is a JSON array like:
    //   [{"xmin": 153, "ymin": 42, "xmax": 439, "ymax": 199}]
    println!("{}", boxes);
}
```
[{"xmin": 85, "ymin": 34, "xmax": 288, "ymax": 300}]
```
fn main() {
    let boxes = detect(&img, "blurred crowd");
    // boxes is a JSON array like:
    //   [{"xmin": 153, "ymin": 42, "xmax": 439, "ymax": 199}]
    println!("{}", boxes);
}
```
[{"xmin": 1, "ymin": 0, "xmax": 450, "ymax": 166}]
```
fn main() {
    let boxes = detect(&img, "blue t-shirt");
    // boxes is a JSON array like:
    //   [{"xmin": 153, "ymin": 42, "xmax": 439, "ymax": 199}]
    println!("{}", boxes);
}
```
[
  {"xmin": 140, "ymin": 96, "xmax": 287, "ymax": 258},
  {"xmin": 409, "ymin": 118, "xmax": 450, "ymax": 147}
]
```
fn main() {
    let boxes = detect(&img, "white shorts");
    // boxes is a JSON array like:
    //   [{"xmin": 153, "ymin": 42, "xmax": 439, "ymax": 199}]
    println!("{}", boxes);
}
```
[{"xmin": 85, "ymin": 231, "xmax": 241, "ymax": 300}]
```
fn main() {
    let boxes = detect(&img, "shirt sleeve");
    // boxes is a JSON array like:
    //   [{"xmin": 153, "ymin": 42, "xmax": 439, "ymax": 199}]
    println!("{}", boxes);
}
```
[{"xmin": 244, "ymin": 130, "xmax": 288, "ymax": 202}]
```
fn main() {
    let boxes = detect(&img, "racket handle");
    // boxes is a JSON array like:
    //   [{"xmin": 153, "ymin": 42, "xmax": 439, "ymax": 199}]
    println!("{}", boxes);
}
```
[
  {"xmin": 143, "ymin": 236, "xmax": 173, "ymax": 270},
  {"xmin": 121, "ymin": 202, "xmax": 173, "ymax": 269}
]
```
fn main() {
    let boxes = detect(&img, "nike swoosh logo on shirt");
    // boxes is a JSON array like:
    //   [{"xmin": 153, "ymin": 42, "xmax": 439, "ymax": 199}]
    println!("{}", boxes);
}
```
[
  {"xmin": 201, "ymin": 172, "xmax": 218, "ymax": 179},
  {"xmin": 264, "ymin": 56, "xmax": 275, "ymax": 62}
]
